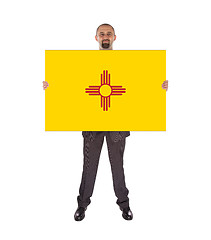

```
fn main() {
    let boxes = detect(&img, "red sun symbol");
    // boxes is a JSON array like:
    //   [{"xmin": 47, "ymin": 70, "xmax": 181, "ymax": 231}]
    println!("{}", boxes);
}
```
[{"xmin": 85, "ymin": 70, "xmax": 126, "ymax": 111}]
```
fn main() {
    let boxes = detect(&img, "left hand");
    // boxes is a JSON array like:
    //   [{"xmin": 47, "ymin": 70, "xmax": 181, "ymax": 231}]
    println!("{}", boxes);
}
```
[{"xmin": 162, "ymin": 80, "xmax": 168, "ymax": 91}]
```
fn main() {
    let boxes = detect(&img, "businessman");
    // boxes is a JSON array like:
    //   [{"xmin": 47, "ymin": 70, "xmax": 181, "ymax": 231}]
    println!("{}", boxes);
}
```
[{"xmin": 43, "ymin": 23, "xmax": 168, "ymax": 221}]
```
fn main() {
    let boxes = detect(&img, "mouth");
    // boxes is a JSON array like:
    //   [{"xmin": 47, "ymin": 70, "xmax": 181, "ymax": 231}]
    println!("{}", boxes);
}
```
[{"xmin": 102, "ymin": 40, "xmax": 110, "ymax": 49}]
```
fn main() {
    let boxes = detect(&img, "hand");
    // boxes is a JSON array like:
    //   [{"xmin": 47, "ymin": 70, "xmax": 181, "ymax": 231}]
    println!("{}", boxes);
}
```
[
  {"xmin": 162, "ymin": 80, "xmax": 168, "ymax": 91},
  {"xmin": 43, "ymin": 81, "xmax": 49, "ymax": 90}
]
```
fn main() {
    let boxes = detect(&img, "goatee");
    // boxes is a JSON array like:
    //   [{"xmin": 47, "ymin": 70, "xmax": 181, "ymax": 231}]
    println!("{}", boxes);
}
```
[
  {"xmin": 102, "ymin": 42, "xmax": 110, "ymax": 49},
  {"xmin": 102, "ymin": 40, "xmax": 110, "ymax": 48}
]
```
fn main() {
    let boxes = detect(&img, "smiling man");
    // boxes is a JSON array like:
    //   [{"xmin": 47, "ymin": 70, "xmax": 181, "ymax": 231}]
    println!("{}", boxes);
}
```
[
  {"xmin": 75, "ymin": 24, "xmax": 134, "ymax": 222},
  {"xmin": 43, "ymin": 23, "xmax": 168, "ymax": 221},
  {"xmin": 95, "ymin": 24, "xmax": 116, "ymax": 50}
]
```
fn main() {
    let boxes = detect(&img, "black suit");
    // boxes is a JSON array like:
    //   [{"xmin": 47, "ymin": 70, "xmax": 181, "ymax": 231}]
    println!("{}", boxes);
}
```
[
  {"xmin": 77, "ymin": 131, "xmax": 130, "ymax": 209},
  {"xmin": 82, "ymin": 131, "xmax": 130, "ymax": 142}
]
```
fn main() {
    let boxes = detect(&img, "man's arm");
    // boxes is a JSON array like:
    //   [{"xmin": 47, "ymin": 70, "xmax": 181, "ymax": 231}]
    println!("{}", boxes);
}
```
[
  {"xmin": 162, "ymin": 80, "xmax": 168, "ymax": 91},
  {"xmin": 43, "ymin": 81, "xmax": 49, "ymax": 90}
]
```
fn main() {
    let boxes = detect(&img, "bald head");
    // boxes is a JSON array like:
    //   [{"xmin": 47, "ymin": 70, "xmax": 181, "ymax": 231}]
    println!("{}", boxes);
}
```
[
  {"xmin": 96, "ymin": 23, "xmax": 115, "ymax": 36},
  {"xmin": 95, "ymin": 24, "xmax": 116, "ymax": 50}
]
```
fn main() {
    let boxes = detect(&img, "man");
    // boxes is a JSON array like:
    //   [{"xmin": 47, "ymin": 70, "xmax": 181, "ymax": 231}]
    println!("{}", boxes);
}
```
[{"xmin": 43, "ymin": 23, "xmax": 168, "ymax": 221}]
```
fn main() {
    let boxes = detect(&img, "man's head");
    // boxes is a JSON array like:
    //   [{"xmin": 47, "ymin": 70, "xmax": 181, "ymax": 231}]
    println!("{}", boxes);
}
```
[{"xmin": 95, "ymin": 23, "xmax": 116, "ymax": 50}]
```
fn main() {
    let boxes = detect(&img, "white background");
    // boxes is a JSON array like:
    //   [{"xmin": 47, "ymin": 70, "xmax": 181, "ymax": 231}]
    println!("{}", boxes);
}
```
[{"xmin": 0, "ymin": 0, "xmax": 211, "ymax": 239}]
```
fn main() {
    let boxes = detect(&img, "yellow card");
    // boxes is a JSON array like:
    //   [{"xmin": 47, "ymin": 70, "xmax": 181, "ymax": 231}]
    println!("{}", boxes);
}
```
[{"xmin": 45, "ymin": 50, "xmax": 166, "ymax": 131}]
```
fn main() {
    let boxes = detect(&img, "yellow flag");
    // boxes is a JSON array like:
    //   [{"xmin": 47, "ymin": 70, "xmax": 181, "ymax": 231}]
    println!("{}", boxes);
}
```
[{"xmin": 45, "ymin": 50, "xmax": 166, "ymax": 131}]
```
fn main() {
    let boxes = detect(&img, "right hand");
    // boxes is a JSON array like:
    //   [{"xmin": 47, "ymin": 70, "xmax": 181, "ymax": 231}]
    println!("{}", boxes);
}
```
[{"xmin": 43, "ymin": 81, "xmax": 49, "ymax": 90}]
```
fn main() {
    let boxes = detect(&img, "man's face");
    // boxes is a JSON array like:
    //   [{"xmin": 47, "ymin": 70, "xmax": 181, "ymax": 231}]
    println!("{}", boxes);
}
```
[{"xmin": 95, "ymin": 25, "xmax": 116, "ymax": 50}]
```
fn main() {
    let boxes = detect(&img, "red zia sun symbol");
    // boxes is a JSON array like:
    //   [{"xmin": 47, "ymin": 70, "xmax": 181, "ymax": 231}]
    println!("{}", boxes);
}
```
[{"xmin": 85, "ymin": 70, "xmax": 126, "ymax": 111}]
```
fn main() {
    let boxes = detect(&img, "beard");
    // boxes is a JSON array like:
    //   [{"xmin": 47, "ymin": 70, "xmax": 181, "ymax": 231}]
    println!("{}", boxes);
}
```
[{"xmin": 102, "ymin": 40, "xmax": 110, "ymax": 49}]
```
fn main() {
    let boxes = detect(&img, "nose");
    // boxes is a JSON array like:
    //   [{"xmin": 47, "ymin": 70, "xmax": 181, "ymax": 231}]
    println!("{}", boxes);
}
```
[{"xmin": 102, "ymin": 34, "xmax": 110, "ymax": 39}]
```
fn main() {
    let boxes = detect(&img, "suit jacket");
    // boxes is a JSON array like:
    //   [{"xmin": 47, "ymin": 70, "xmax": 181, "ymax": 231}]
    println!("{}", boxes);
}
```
[{"xmin": 82, "ymin": 131, "xmax": 130, "ymax": 142}]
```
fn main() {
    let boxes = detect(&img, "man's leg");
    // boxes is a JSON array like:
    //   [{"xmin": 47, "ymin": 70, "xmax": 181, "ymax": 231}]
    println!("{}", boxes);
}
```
[
  {"xmin": 105, "ymin": 133, "xmax": 130, "ymax": 209},
  {"xmin": 77, "ymin": 132, "xmax": 105, "ymax": 208}
]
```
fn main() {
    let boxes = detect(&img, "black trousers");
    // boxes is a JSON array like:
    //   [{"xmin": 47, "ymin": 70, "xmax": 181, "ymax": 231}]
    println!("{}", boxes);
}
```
[{"xmin": 77, "ymin": 131, "xmax": 129, "ymax": 209}]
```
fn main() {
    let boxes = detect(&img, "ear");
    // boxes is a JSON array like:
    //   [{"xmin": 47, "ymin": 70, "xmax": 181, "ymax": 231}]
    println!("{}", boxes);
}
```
[
  {"xmin": 95, "ymin": 35, "xmax": 98, "ymax": 42},
  {"xmin": 114, "ymin": 35, "xmax": 116, "ymax": 41}
]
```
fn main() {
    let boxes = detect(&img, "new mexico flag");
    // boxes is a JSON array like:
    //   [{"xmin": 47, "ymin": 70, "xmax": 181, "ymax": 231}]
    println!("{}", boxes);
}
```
[{"xmin": 45, "ymin": 50, "xmax": 166, "ymax": 131}]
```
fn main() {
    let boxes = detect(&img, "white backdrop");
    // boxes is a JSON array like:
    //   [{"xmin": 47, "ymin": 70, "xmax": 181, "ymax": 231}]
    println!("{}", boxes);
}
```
[{"xmin": 0, "ymin": 0, "xmax": 211, "ymax": 239}]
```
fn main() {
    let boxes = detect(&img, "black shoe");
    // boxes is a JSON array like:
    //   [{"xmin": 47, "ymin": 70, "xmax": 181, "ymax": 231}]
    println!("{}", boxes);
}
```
[
  {"xmin": 74, "ymin": 207, "xmax": 86, "ymax": 221},
  {"xmin": 121, "ymin": 207, "xmax": 133, "ymax": 220}
]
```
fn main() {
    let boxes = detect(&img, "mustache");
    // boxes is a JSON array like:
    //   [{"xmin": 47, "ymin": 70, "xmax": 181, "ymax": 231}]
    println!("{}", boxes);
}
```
[{"xmin": 102, "ymin": 39, "xmax": 110, "ymax": 42}]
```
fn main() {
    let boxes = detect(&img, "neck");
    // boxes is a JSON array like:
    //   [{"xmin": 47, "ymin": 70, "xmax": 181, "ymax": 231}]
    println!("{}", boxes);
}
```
[{"xmin": 99, "ymin": 46, "xmax": 113, "ymax": 50}]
